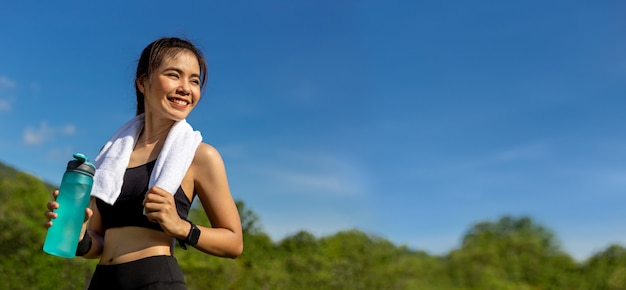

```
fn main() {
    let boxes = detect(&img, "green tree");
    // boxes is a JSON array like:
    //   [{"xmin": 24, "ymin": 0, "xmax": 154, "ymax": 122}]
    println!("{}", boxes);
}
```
[
  {"xmin": 581, "ymin": 244, "xmax": 626, "ymax": 290},
  {"xmin": 5, "ymin": 160, "xmax": 626, "ymax": 289},
  {"xmin": 0, "ymin": 169, "xmax": 96, "ymax": 290},
  {"xmin": 447, "ymin": 216, "xmax": 579, "ymax": 289}
]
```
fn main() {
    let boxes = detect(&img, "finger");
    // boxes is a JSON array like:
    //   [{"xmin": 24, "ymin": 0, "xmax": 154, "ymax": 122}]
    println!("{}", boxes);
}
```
[
  {"xmin": 143, "ymin": 194, "xmax": 161, "ymax": 207},
  {"xmin": 145, "ymin": 215, "xmax": 158, "ymax": 223},
  {"xmin": 148, "ymin": 186, "xmax": 172, "ymax": 197},
  {"xmin": 143, "ymin": 207, "xmax": 164, "ymax": 223},
  {"xmin": 52, "ymin": 189, "xmax": 59, "ymax": 200},
  {"xmin": 144, "ymin": 191, "xmax": 173, "ymax": 207},
  {"xmin": 143, "ymin": 201, "xmax": 171, "ymax": 216},
  {"xmin": 44, "ymin": 211, "xmax": 58, "ymax": 220},
  {"xmin": 46, "ymin": 201, "xmax": 59, "ymax": 211},
  {"xmin": 84, "ymin": 208, "xmax": 93, "ymax": 222},
  {"xmin": 143, "ymin": 201, "xmax": 163, "ymax": 213},
  {"xmin": 43, "ymin": 221, "xmax": 53, "ymax": 228}
]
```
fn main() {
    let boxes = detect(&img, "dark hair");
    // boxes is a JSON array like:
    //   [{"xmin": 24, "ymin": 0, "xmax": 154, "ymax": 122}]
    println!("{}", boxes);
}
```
[{"xmin": 135, "ymin": 37, "xmax": 208, "ymax": 115}]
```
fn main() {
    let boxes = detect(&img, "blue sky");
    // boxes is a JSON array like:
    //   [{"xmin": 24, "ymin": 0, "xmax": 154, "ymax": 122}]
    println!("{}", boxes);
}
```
[{"xmin": 1, "ymin": 1, "xmax": 625, "ymax": 261}]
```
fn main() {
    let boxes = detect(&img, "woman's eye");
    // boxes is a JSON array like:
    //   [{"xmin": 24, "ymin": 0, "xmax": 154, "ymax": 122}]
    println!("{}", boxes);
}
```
[{"xmin": 191, "ymin": 79, "xmax": 200, "ymax": 85}]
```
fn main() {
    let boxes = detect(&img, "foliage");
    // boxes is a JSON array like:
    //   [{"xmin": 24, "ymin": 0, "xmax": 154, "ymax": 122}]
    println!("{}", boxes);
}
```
[
  {"xmin": 1, "ymin": 160, "xmax": 625, "ymax": 289},
  {"xmin": 0, "ymin": 163, "xmax": 97, "ymax": 290},
  {"xmin": 581, "ymin": 245, "xmax": 626, "ymax": 289},
  {"xmin": 446, "ymin": 216, "xmax": 581, "ymax": 289}
]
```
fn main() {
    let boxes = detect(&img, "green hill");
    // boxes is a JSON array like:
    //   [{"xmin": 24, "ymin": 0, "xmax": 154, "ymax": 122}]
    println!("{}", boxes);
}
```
[
  {"xmin": 0, "ymin": 161, "xmax": 96, "ymax": 290},
  {"xmin": 1, "ymin": 160, "xmax": 625, "ymax": 289}
]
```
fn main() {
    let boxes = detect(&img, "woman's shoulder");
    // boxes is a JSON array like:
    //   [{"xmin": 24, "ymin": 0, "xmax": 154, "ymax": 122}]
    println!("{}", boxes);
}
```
[
  {"xmin": 190, "ymin": 143, "xmax": 228, "ymax": 186},
  {"xmin": 192, "ymin": 142, "xmax": 225, "ymax": 168}
]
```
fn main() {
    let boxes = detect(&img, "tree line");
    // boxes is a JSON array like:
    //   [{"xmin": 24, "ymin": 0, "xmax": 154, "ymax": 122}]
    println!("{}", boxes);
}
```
[{"xmin": 1, "ymin": 161, "xmax": 625, "ymax": 289}]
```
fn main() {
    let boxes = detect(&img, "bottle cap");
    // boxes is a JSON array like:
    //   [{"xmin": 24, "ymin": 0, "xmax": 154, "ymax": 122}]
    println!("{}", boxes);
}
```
[{"xmin": 67, "ymin": 153, "xmax": 96, "ymax": 177}]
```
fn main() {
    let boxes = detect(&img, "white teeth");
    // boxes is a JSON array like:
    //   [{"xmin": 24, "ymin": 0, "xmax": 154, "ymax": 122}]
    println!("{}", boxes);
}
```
[{"xmin": 169, "ymin": 98, "xmax": 189, "ymax": 105}]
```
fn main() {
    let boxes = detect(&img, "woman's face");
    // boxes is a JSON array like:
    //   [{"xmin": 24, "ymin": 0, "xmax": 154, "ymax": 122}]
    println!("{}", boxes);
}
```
[{"xmin": 138, "ymin": 49, "xmax": 202, "ymax": 121}]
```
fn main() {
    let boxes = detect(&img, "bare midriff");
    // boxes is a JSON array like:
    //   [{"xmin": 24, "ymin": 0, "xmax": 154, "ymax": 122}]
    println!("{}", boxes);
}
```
[{"xmin": 99, "ymin": 227, "xmax": 173, "ymax": 265}]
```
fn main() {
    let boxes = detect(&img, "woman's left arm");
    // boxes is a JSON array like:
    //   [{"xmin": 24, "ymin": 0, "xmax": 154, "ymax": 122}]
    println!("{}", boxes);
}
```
[
  {"xmin": 144, "ymin": 143, "xmax": 243, "ymax": 258},
  {"xmin": 185, "ymin": 143, "xmax": 243, "ymax": 258}
]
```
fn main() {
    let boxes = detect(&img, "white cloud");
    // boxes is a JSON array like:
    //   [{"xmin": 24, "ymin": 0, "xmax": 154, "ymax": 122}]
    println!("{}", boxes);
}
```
[
  {"xmin": 22, "ymin": 122, "xmax": 77, "ymax": 145},
  {"xmin": 60, "ymin": 124, "xmax": 76, "ymax": 135},
  {"xmin": 23, "ymin": 122, "xmax": 52, "ymax": 145},
  {"xmin": 0, "ymin": 76, "xmax": 16, "ymax": 89}
]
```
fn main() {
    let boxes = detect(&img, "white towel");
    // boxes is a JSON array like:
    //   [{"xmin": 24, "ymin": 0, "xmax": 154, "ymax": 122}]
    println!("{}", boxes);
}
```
[{"xmin": 91, "ymin": 113, "xmax": 202, "ymax": 205}]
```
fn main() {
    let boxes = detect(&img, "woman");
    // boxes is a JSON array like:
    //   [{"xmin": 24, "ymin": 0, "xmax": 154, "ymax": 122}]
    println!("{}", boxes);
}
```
[{"xmin": 44, "ymin": 37, "xmax": 243, "ymax": 289}]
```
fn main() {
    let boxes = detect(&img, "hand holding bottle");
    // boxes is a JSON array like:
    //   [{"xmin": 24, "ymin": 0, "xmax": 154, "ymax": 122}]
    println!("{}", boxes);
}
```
[
  {"xmin": 44, "ymin": 189, "xmax": 93, "ymax": 237},
  {"xmin": 43, "ymin": 153, "xmax": 96, "ymax": 258}
]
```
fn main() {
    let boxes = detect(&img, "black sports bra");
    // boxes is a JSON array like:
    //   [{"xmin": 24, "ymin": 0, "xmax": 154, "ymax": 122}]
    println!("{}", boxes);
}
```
[{"xmin": 96, "ymin": 160, "xmax": 194, "ymax": 232}]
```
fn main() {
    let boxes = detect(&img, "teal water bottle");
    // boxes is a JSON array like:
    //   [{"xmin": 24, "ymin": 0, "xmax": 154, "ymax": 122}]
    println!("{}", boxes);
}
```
[{"xmin": 43, "ymin": 153, "xmax": 96, "ymax": 258}]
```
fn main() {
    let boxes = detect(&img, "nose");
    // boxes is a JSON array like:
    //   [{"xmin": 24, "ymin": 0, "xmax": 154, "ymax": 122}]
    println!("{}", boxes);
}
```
[{"xmin": 176, "ymin": 81, "xmax": 191, "ymax": 96}]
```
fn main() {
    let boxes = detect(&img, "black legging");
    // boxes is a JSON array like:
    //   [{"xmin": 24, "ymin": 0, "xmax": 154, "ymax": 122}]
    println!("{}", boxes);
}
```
[{"xmin": 88, "ymin": 255, "xmax": 186, "ymax": 290}]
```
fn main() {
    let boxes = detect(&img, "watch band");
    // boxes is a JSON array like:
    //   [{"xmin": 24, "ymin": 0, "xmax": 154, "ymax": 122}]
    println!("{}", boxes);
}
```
[{"xmin": 185, "ymin": 220, "xmax": 201, "ymax": 247}]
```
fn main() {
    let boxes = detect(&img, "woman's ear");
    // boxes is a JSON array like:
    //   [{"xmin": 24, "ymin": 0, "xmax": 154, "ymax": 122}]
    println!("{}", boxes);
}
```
[{"xmin": 136, "ymin": 78, "xmax": 146, "ymax": 94}]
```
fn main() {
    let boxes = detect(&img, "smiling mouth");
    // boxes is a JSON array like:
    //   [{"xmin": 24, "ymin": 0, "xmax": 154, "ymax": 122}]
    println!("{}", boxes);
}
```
[{"xmin": 168, "ymin": 97, "xmax": 190, "ymax": 106}]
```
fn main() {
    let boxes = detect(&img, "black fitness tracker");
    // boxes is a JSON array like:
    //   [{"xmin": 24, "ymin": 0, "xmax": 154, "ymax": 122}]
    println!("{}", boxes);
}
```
[
  {"xmin": 177, "ymin": 219, "xmax": 201, "ymax": 250},
  {"xmin": 185, "ymin": 220, "xmax": 201, "ymax": 247}
]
